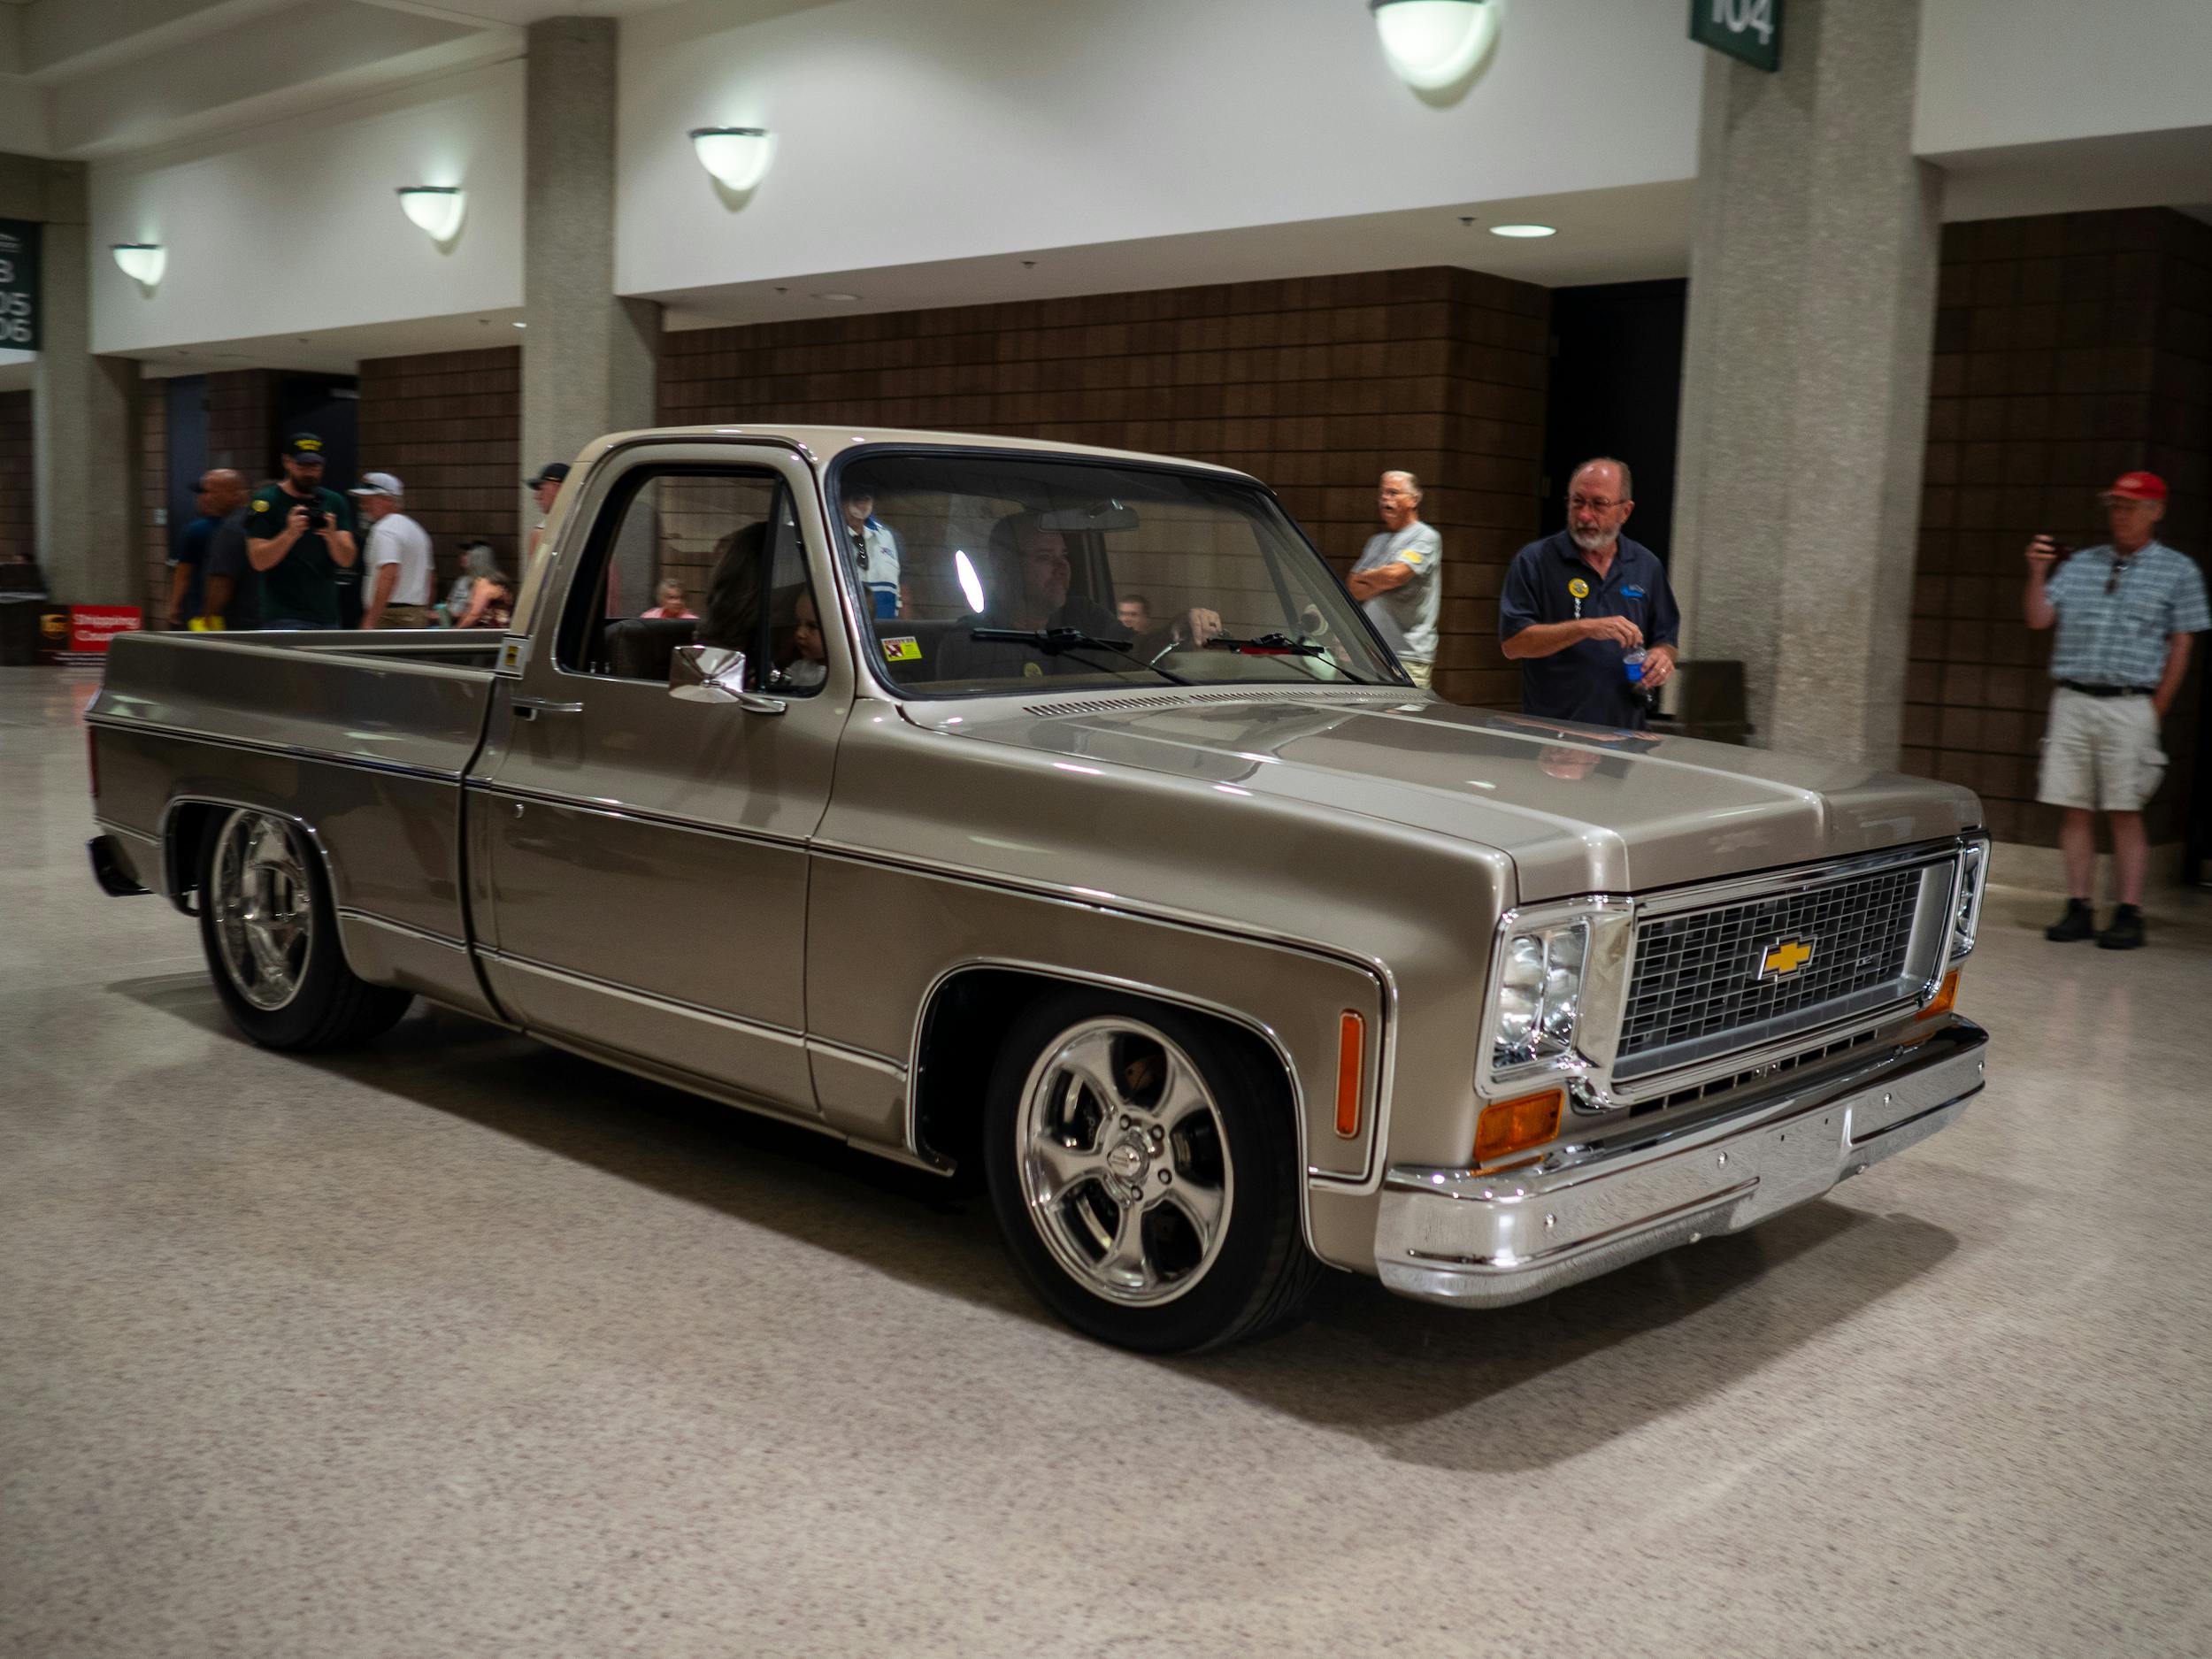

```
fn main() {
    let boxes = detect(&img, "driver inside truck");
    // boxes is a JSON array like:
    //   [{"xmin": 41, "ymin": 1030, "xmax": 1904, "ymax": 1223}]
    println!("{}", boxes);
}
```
[{"xmin": 933, "ymin": 512, "xmax": 1223, "ymax": 682}]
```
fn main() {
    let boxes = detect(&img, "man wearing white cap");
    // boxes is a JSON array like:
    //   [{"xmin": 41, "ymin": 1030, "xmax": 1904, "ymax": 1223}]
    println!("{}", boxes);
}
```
[{"xmin": 351, "ymin": 472, "xmax": 436, "ymax": 629}]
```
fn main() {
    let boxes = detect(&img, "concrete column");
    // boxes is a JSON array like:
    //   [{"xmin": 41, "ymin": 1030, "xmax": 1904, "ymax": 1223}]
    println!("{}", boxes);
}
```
[
  {"xmin": 521, "ymin": 17, "xmax": 658, "ymax": 534},
  {"xmin": 1668, "ymin": 0, "xmax": 1941, "ymax": 768},
  {"xmin": 0, "ymin": 156, "xmax": 136, "ymax": 604}
]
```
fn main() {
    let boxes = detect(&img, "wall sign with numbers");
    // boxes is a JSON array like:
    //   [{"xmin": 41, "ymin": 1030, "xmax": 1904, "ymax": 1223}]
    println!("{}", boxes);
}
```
[
  {"xmin": 0, "ymin": 219, "xmax": 41, "ymax": 349},
  {"xmin": 1690, "ymin": 0, "xmax": 1781, "ymax": 73}
]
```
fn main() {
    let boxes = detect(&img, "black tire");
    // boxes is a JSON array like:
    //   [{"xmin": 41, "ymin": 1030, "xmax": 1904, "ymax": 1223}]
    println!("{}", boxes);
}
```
[
  {"xmin": 983, "ymin": 988, "xmax": 1319, "ymax": 1353},
  {"xmin": 196, "ymin": 808, "xmax": 412, "ymax": 1050}
]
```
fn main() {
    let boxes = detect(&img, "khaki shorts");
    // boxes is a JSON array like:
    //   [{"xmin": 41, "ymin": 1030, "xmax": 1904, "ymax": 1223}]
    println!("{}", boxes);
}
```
[
  {"xmin": 1402, "ymin": 657, "xmax": 1434, "ymax": 690},
  {"xmin": 376, "ymin": 604, "xmax": 435, "ymax": 629},
  {"xmin": 2038, "ymin": 688, "xmax": 2167, "ymax": 812}
]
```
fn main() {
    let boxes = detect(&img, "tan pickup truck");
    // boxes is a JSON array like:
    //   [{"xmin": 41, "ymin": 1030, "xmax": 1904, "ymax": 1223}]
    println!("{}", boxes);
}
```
[{"xmin": 85, "ymin": 425, "xmax": 1992, "ymax": 1352}]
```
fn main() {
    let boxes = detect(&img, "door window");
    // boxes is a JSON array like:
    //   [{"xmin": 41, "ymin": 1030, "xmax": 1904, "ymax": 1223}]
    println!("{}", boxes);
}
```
[{"xmin": 556, "ymin": 465, "xmax": 828, "ymax": 695}]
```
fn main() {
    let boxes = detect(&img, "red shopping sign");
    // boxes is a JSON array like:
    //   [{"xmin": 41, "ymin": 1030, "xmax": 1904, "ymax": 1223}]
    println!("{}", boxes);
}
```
[{"xmin": 68, "ymin": 606, "xmax": 142, "ymax": 652}]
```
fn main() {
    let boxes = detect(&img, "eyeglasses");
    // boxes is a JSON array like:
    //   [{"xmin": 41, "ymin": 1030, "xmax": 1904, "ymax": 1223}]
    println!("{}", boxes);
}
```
[{"xmin": 1567, "ymin": 495, "xmax": 1624, "ymax": 512}]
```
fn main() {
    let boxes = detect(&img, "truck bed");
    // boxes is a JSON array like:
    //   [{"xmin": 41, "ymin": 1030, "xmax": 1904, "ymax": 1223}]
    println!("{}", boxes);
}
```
[{"xmin": 86, "ymin": 629, "xmax": 504, "ymax": 1018}]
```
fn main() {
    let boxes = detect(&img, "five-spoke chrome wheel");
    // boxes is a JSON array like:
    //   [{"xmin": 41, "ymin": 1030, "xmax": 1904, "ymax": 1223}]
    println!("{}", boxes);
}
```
[
  {"xmin": 210, "ymin": 810, "xmax": 312, "ymax": 1011},
  {"xmin": 1015, "ymin": 1018, "xmax": 1234, "ymax": 1306}
]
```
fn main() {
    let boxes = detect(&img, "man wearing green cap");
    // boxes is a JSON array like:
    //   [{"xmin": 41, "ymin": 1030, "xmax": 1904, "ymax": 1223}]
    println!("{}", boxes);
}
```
[{"xmin": 245, "ymin": 434, "xmax": 357, "ymax": 629}]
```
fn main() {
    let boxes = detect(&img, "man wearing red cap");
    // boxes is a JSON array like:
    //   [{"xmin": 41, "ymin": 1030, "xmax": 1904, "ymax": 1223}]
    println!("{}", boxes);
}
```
[{"xmin": 2024, "ymin": 472, "xmax": 2209, "ymax": 949}]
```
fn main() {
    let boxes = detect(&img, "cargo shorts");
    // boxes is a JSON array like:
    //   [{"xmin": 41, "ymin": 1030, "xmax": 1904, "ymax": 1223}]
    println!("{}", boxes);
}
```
[{"xmin": 2037, "ymin": 687, "xmax": 2167, "ymax": 812}]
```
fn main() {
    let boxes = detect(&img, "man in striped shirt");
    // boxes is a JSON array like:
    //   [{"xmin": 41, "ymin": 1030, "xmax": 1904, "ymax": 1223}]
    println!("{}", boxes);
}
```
[{"xmin": 2024, "ymin": 472, "xmax": 2210, "ymax": 949}]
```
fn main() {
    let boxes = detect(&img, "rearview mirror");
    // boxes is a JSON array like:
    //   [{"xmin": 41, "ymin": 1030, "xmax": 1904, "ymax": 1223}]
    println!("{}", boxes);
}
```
[{"xmin": 1036, "ymin": 499, "xmax": 1140, "ymax": 534}]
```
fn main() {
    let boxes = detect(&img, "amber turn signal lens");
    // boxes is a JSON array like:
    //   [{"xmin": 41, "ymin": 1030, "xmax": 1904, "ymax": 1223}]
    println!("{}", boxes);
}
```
[
  {"xmin": 1334, "ymin": 1012, "xmax": 1364, "ymax": 1138},
  {"xmin": 1916, "ymin": 969, "xmax": 1961, "ymax": 1021},
  {"xmin": 1475, "ymin": 1087, "xmax": 1563, "ymax": 1164}
]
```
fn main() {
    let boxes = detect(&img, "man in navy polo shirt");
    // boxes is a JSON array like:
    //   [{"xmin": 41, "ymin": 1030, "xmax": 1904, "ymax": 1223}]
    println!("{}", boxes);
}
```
[{"xmin": 1500, "ymin": 457, "xmax": 1680, "ymax": 729}]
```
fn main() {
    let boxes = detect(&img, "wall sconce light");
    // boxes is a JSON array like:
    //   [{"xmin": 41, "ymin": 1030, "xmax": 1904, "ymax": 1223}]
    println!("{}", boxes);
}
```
[
  {"xmin": 112, "ymin": 243, "xmax": 165, "ymax": 286},
  {"xmin": 690, "ymin": 127, "xmax": 773, "ymax": 192},
  {"xmin": 1370, "ymin": 0, "xmax": 1502, "ymax": 91},
  {"xmin": 396, "ymin": 186, "xmax": 465, "ymax": 242}
]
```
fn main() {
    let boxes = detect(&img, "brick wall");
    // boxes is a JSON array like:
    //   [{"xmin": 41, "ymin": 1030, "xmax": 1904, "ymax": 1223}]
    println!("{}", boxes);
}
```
[
  {"xmin": 0, "ymin": 389, "xmax": 31, "ymax": 565},
  {"xmin": 356, "ymin": 346, "xmax": 523, "ymax": 595},
  {"xmin": 140, "ymin": 388, "xmax": 166, "ymax": 621},
  {"xmin": 1909, "ymin": 207, "xmax": 2211, "ymax": 845},
  {"xmin": 658, "ymin": 266, "xmax": 1549, "ymax": 705}
]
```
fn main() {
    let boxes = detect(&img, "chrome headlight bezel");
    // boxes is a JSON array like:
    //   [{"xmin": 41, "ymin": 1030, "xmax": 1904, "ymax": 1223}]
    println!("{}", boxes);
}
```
[
  {"xmin": 1947, "ymin": 838, "xmax": 1990, "ymax": 964},
  {"xmin": 1479, "ymin": 896, "xmax": 1636, "ymax": 1097}
]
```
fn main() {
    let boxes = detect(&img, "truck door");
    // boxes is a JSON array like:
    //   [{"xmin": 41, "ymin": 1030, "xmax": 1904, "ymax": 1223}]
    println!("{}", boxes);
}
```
[{"xmin": 473, "ymin": 442, "xmax": 849, "ymax": 1117}]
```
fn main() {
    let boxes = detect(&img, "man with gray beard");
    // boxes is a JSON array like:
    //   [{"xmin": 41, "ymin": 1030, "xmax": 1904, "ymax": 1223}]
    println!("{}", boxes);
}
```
[{"xmin": 1500, "ymin": 457, "xmax": 1679, "ymax": 730}]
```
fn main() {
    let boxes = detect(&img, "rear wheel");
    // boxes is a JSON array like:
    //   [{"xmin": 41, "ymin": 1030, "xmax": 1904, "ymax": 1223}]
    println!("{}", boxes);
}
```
[
  {"xmin": 197, "ymin": 808, "xmax": 411, "ymax": 1049},
  {"xmin": 983, "ymin": 990, "xmax": 1318, "ymax": 1352}
]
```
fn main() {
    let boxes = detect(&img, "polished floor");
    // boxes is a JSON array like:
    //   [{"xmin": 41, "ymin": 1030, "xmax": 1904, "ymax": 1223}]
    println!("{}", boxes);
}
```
[{"xmin": 6, "ymin": 664, "xmax": 2212, "ymax": 1658}]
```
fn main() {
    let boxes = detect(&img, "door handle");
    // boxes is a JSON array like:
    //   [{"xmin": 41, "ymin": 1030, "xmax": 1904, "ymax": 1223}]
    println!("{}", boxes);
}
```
[{"xmin": 513, "ymin": 696, "xmax": 584, "ymax": 721}]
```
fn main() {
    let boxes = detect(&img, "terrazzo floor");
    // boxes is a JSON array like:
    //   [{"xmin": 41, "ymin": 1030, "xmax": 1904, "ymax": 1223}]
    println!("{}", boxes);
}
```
[{"xmin": 5, "ymin": 665, "xmax": 2210, "ymax": 1657}]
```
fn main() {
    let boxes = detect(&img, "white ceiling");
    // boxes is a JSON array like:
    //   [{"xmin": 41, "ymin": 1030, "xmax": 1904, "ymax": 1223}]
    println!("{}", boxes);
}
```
[{"xmin": 0, "ymin": 0, "xmax": 746, "ymax": 159}]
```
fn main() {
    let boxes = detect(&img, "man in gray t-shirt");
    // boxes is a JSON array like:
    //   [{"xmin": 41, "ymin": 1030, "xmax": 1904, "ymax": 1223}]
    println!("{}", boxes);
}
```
[{"xmin": 1348, "ymin": 470, "xmax": 1442, "ymax": 687}]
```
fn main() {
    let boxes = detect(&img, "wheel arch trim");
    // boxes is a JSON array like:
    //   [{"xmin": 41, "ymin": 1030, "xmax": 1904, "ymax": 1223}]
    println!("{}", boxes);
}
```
[
  {"xmin": 904, "ymin": 957, "xmax": 1319, "ymax": 1258},
  {"xmin": 160, "ymin": 795, "xmax": 365, "ymax": 980}
]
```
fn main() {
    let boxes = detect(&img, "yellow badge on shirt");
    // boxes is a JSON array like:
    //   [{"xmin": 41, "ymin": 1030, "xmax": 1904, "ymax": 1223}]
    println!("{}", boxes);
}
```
[
  {"xmin": 251, "ymin": 500, "xmax": 268, "ymax": 513},
  {"xmin": 1401, "ymin": 548, "xmax": 1425, "ymax": 566},
  {"xmin": 1568, "ymin": 578, "xmax": 1590, "ymax": 600}
]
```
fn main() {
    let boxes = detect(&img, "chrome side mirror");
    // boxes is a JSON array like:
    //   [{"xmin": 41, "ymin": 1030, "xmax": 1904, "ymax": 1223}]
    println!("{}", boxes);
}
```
[{"xmin": 670, "ymin": 643, "xmax": 787, "ymax": 714}]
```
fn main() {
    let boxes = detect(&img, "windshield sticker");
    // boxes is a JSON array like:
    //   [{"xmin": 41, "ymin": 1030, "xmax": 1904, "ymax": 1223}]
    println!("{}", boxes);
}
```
[{"xmin": 881, "ymin": 636, "xmax": 922, "ymax": 663}]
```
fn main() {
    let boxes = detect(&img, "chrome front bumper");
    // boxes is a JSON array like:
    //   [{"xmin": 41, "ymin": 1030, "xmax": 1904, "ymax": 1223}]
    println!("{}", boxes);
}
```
[{"xmin": 1374, "ymin": 1020, "xmax": 1989, "ymax": 1308}]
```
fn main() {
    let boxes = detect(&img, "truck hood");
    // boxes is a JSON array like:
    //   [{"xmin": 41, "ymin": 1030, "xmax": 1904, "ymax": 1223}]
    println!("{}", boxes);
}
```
[{"xmin": 912, "ymin": 693, "xmax": 1981, "ymax": 901}]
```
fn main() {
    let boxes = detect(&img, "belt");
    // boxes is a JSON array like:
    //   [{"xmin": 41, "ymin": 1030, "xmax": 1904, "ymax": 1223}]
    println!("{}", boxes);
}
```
[{"xmin": 2056, "ymin": 680, "xmax": 2153, "ymax": 698}]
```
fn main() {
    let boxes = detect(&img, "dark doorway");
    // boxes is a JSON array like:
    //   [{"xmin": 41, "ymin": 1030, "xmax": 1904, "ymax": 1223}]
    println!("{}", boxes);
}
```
[
  {"xmin": 1540, "ymin": 279, "xmax": 1687, "ymax": 567},
  {"xmin": 164, "ymin": 376, "xmax": 209, "ymax": 560}
]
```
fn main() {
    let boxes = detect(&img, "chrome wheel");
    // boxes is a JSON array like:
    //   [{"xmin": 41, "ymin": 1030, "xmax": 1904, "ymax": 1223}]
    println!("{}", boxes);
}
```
[
  {"xmin": 211, "ymin": 810, "xmax": 313, "ymax": 1012},
  {"xmin": 1015, "ymin": 1018, "xmax": 1234, "ymax": 1306}
]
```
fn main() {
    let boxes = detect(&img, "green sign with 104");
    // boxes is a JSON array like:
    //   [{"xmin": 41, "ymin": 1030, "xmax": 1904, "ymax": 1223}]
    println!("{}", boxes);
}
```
[
  {"xmin": 0, "ymin": 219, "xmax": 40, "ymax": 349},
  {"xmin": 1690, "ymin": 0, "xmax": 1781, "ymax": 73}
]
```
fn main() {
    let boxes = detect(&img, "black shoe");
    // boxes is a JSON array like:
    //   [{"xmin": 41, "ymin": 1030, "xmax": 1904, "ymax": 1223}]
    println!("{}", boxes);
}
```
[
  {"xmin": 2097, "ymin": 905, "xmax": 2146, "ymax": 950},
  {"xmin": 2046, "ymin": 899, "xmax": 2096, "ymax": 942}
]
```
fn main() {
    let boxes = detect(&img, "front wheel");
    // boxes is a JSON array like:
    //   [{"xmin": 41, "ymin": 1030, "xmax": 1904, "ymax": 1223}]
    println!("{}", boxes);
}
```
[
  {"xmin": 197, "ymin": 808, "xmax": 412, "ymax": 1049},
  {"xmin": 983, "ymin": 990, "xmax": 1318, "ymax": 1352}
]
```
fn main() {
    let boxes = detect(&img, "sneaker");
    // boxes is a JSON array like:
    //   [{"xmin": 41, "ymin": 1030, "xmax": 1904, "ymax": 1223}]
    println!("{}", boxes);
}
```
[
  {"xmin": 2045, "ymin": 899, "xmax": 2096, "ymax": 942},
  {"xmin": 2097, "ymin": 904, "xmax": 2146, "ymax": 950}
]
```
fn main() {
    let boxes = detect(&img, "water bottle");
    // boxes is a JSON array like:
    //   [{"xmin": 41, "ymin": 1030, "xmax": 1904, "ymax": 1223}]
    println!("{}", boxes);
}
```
[{"xmin": 1624, "ymin": 647, "xmax": 1647, "ymax": 686}]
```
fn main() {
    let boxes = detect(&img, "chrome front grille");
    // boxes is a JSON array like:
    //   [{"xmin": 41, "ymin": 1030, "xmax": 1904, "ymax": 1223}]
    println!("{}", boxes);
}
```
[{"xmin": 1615, "ymin": 863, "xmax": 1929, "ymax": 1080}]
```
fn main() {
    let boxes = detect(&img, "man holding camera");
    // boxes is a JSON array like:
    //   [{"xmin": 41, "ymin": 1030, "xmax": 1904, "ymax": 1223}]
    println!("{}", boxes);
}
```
[
  {"xmin": 2024, "ymin": 471, "xmax": 2208, "ymax": 949},
  {"xmin": 245, "ymin": 433, "xmax": 357, "ymax": 630}
]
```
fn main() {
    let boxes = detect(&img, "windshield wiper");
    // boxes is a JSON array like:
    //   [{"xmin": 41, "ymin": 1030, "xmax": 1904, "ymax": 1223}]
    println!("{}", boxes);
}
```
[
  {"xmin": 965, "ymin": 626, "xmax": 1193, "ymax": 687},
  {"xmin": 1202, "ymin": 633, "xmax": 1379, "ymax": 685}
]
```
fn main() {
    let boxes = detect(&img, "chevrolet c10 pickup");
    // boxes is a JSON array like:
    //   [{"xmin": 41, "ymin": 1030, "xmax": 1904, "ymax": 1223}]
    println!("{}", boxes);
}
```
[{"xmin": 85, "ymin": 425, "xmax": 1993, "ymax": 1352}]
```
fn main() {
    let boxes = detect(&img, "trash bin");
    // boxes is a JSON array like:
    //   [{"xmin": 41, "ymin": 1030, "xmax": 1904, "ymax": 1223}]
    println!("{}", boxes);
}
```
[{"xmin": 0, "ymin": 590, "xmax": 50, "ymax": 665}]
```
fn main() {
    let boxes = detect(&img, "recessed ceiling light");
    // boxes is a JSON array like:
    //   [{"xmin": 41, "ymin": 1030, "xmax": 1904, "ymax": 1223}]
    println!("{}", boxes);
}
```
[
  {"xmin": 512, "ymin": 321, "xmax": 527, "ymax": 328},
  {"xmin": 813, "ymin": 292, "xmax": 859, "ymax": 302},
  {"xmin": 1489, "ymin": 223, "xmax": 1556, "ymax": 238}
]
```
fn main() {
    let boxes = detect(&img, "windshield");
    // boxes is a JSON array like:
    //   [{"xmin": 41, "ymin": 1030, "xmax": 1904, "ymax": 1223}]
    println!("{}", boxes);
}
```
[{"xmin": 830, "ymin": 452, "xmax": 1407, "ymax": 696}]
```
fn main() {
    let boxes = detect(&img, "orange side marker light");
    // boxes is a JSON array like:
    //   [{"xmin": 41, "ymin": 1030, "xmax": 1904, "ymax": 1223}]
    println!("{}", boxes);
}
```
[{"xmin": 1334, "ymin": 1012, "xmax": 1364, "ymax": 1138}]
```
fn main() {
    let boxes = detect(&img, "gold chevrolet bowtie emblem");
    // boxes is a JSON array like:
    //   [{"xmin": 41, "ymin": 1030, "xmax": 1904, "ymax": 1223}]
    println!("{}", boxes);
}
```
[{"xmin": 1762, "ymin": 939, "xmax": 1815, "ymax": 978}]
